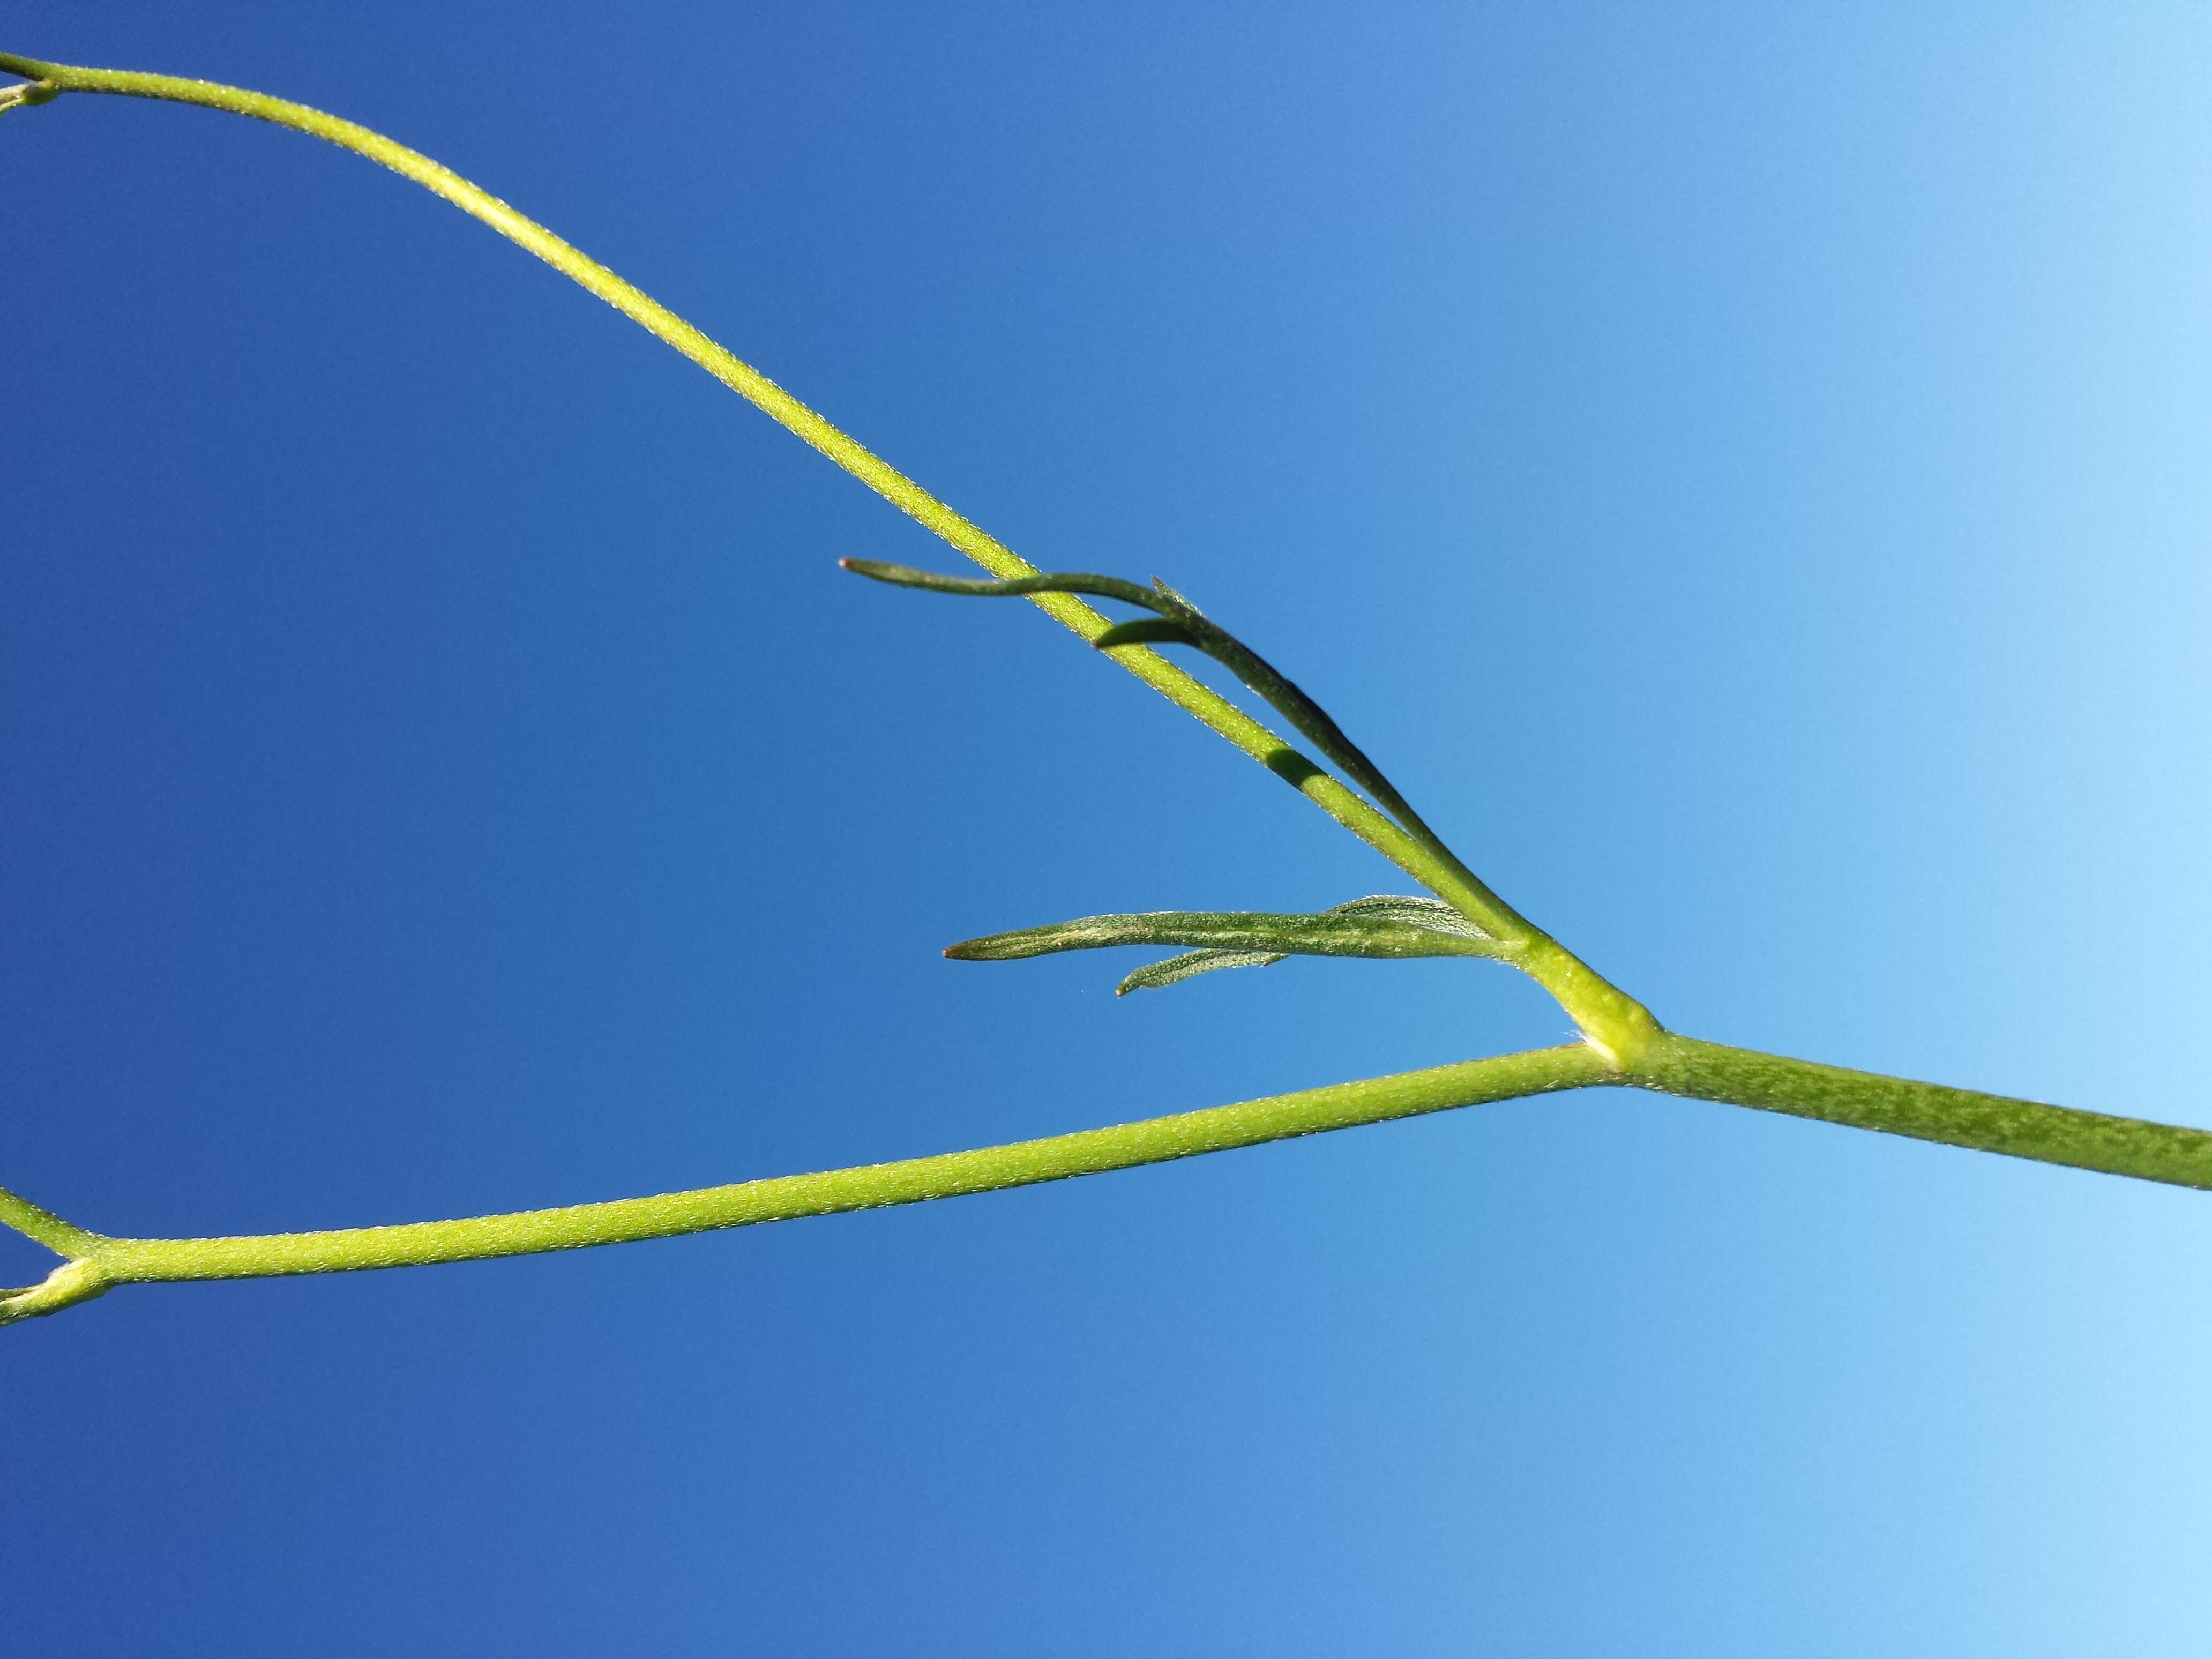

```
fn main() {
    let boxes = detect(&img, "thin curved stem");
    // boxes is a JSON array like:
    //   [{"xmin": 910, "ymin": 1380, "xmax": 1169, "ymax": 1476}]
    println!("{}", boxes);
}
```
[
  {"xmin": 0, "ymin": 48, "xmax": 1650, "ymax": 1051},
  {"xmin": 4, "ymin": 1047, "xmax": 1612, "ymax": 1308}
]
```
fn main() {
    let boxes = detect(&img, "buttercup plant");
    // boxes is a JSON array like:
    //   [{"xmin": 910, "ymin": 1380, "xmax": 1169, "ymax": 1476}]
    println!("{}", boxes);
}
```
[{"xmin": 4, "ymin": 49, "xmax": 2209, "ymax": 1329}]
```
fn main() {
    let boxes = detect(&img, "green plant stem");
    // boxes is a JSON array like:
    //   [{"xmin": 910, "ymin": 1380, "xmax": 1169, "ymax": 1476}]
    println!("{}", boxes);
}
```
[
  {"xmin": 0, "ymin": 1184, "xmax": 101, "ymax": 1257},
  {"xmin": 10, "ymin": 1035, "xmax": 2211, "ymax": 1325},
  {"xmin": 1, "ymin": 1045, "xmax": 1615, "ymax": 1321},
  {"xmin": 1635, "ymin": 1034, "xmax": 2212, "ymax": 1186},
  {"xmin": 0, "ymin": 48, "xmax": 1646, "ymax": 1047}
]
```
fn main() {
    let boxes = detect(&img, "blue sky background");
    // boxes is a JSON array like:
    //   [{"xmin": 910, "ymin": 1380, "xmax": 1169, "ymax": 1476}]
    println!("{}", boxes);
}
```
[{"xmin": 6, "ymin": 3, "xmax": 2212, "ymax": 1651}]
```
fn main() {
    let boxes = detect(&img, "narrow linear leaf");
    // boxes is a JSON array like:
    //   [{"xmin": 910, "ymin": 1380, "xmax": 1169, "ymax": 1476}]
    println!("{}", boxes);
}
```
[
  {"xmin": 948, "ymin": 896, "xmax": 1501, "ymax": 998},
  {"xmin": 1116, "ymin": 949, "xmax": 1285, "ymax": 995},
  {"xmin": 947, "ymin": 901, "xmax": 1496, "ymax": 964},
  {"xmin": 841, "ymin": 559, "xmax": 1160, "ymax": 610},
  {"xmin": 1092, "ymin": 617, "xmax": 1198, "ymax": 649},
  {"xmin": 840, "ymin": 558, "xmax": 1447, "ymax": 855},
  {"xmin": 1322, "ymin": 894, "xmax": 1487, "ymax": 939},
  {"xmin": 1129, "ymin": 579, "xmax": 1445, "ymax": 853}
]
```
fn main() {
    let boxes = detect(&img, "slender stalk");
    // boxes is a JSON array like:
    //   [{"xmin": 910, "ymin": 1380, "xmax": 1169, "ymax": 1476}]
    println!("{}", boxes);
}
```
[
  {"xmin": 0, "ymin": 49, "xmax": 1643, "ymax": 1041},
  {"xmin": 0, "ymin": 1184, "xmax": 101, "ymax": 1257},
  {"xmin": 1, "ymin": 1046, "xmax": 1615, "ymax": 1321}
]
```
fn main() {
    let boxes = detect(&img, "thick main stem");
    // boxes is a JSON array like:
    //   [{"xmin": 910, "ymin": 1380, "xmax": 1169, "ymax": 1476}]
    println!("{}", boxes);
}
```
[{"xmin": 1633, "ymin": 1034, "xmax": 2212, "ymax": 1188}]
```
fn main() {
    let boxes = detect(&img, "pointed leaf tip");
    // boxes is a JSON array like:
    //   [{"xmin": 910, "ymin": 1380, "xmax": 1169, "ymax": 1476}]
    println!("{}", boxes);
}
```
[
  {"xmin": 842, "ymin": 557, "xmax": 921, "ymax": 582},
  {"xmin": 1115, "ymin": 948, "xmax": 1287, "ymax": 995},
  {"xmin": 836, "ymin": 555, "xmax": 1455, "ymax": 862}
]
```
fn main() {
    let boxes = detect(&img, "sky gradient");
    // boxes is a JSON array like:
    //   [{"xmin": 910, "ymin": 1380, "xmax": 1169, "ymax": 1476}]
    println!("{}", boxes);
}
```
[{"xmin": 6, "ymin": 4, "xmax": 2212, "ymax": 1651}]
